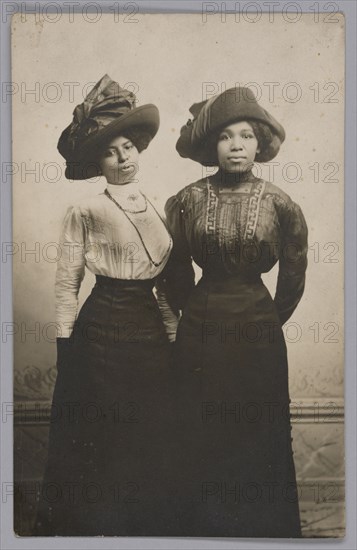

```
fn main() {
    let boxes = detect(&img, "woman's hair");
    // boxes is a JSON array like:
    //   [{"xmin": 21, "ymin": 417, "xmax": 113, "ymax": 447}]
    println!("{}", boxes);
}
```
[
  {"xmin": 205, "ymin": 119, "xmax": 280, "ymax": 165},
  {"xmin": 97, "ymin": 127, "xmax": 152, "ymax": 157}
]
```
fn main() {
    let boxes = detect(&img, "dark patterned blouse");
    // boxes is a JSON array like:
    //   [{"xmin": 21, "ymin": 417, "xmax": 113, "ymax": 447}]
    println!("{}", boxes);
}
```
[{"xmin": 164, "ymin": 169, "xmax": 308, "ymax": 325}]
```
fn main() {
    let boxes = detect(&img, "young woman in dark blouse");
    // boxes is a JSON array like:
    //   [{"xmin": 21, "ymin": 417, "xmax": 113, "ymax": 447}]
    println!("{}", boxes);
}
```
[{"xmin": 163, "ymin": 87, "xmax": 308, "ymax": 537}]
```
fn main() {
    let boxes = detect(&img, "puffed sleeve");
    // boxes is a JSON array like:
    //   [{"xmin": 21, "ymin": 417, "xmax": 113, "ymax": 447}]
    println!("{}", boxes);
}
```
[
  {"xmin": 274, "ymin": 199, "xmax": 308, "ymax": 325},
  {"xmin": 55, "ymin": 206, "xmax": 86, "ymax": 337},
  {"xmin": 161, "ymin": 194, "xmax": 196, "ymax": 314}
]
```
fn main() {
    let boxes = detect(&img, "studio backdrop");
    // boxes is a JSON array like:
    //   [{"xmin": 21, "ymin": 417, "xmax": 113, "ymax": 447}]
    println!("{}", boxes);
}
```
[{"xmin": 11, "ymin": 11, "xmax": 344, "ymax": 537}]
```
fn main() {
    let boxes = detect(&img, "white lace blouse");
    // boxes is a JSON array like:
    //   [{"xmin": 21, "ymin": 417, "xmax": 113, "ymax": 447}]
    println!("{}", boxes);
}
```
[{"xmin": 55, "ymin": 181, "xmax": 178, "ymax": 339}]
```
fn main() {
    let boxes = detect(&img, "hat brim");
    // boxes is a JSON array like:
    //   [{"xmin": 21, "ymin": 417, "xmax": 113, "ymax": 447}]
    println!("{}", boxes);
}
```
[{"xmin": 64, "ymin": 104, "xmax": 159, "ymax": 180}]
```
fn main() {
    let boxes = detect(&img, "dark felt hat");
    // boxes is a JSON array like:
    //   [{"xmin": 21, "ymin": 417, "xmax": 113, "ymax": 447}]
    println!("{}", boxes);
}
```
[
  {"xmin": 176, "ymin": 87, "xmax": 285, "ymax": 166},
  {"xmin": 58, "ymin": 74, "xmax": 160, "ymax": 180}
]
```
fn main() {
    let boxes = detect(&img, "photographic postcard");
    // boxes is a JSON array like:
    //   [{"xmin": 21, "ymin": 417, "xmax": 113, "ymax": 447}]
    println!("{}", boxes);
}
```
[{"xmin": 9, "ymin": 4, "xmax": 345, "ymax": 539}]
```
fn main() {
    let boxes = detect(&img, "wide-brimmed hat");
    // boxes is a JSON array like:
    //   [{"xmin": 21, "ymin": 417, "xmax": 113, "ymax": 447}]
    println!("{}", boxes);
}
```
[
  {"xmin": 58, "ymin": 74, "xmax": 160, "ymax": 180},
  {"xmin": 176, "ymin": 87, "xmax": 285, "ymax": 166}
]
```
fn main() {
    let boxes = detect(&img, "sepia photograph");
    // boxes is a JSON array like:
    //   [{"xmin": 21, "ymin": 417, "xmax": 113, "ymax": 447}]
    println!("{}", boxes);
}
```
[{"xmin": 5, "ymin": 2, "xmax": 348, "ymax": 542}]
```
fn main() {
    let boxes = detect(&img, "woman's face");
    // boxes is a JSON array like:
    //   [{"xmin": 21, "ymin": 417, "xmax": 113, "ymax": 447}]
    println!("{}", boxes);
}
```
[
  {"xmin": 216, "ymin": 121, "xmax": 260, "ymax": 173},
  {"xmin": 98, "ymin": 135, "xmax": 139, "ymax": 185}
]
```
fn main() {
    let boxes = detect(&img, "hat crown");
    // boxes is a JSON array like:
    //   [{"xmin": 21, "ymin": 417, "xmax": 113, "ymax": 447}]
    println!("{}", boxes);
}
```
[
  {"xmin": 189, "ymin": 87, "xmax": 258, "ymax": 119},
  {"xmin": 58, "ymin": 74, "xmax": 137, "ymax": 160},
  {"xmin": 73, "ymin": 74, "xmax": 136, "ymax": 125}
]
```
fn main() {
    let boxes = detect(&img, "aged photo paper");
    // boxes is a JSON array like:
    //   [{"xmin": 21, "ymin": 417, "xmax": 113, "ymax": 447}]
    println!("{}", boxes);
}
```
[{"xmin": 11, "ymin": 9, "xmax": 344, "ymax": 538}]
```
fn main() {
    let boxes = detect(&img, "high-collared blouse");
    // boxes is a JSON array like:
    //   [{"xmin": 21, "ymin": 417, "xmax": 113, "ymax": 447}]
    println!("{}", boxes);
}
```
[
  {"xmin": 163, "ymin": 170, "xmax": 308, "ymax": 325},
  {"xmin": 55, "ymin": 181, "xmax": 175, "ymax": 338}
]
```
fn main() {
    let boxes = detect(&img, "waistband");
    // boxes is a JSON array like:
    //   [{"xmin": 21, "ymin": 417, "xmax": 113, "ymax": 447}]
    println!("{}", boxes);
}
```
[
  {"xmin": 95, "ymin": 275, "xmax": 155, "ymax": 290},
  {"xmin": 200, "ymin": 271, "xmax": 262, "ymax": 284}
]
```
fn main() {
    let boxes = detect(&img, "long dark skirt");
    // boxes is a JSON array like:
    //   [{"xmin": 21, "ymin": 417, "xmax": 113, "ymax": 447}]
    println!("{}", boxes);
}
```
[
  {"xmin": 171, "ymin": 274, "xmax": 302, "ymax": 538},
  {"xmin": 34, "ymin": 276, "xmax": 177, "ymax": 536}
]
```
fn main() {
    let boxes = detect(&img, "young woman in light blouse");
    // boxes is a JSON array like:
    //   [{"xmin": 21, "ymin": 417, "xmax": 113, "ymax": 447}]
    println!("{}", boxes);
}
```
[
  {"xmin": 163, "ymin": 87, "xmax": 308, "ymax": 537},
  {"xmin": 34, "ymin": 75, "xmax": 177, "ymax": 536}
]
